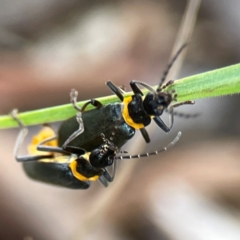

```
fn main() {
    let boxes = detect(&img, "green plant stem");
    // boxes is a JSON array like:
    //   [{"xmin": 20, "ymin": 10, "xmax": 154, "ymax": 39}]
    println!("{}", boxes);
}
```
[{"xmin": 0, "ymin": 63, "xmax": 240, "ymax": 129}]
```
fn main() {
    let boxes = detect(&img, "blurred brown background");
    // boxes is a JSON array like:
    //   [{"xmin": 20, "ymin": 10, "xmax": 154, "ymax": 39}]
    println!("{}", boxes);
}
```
[{"xmin": 0, "ymin": 0, "xmax": 240, "ymax": 239}]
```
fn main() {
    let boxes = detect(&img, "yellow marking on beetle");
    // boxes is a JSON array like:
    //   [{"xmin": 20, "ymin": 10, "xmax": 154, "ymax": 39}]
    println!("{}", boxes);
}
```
[
  {"xmin": 122, "ymin": 96, "xmax": 144, "ymax": 129},
  {"xmin": 69, "ymin": 160, "xmax": 99, "ymax": 182},
  {"xmin": 40, "ymin": 155, "xmax": 70, "ymax": 163},
  {"xmin": 28, "ymin": 126, "xmax": 57, "ymax": 155},
  {"xmin": 82, "ymin": 152, "xmax": 91, "ymax": 161}
]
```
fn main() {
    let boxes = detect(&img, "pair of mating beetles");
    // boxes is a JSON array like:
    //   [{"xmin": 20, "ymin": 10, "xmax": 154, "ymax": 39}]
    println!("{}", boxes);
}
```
[{"xmin": 12, "ymin": 44, "xmax": 193, "ymax": 189}]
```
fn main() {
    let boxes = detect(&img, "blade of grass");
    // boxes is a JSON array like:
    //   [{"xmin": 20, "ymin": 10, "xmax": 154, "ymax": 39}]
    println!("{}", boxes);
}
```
[
  {"xmin": 167, "ymin": 63, "xmax": 240, "ymax": 101},
  {"xmin": 0, "ymin": 94, "xmax": 124, "ymax": 129},
  {"xmin": 0, "ymin": 63, "xmax": 240, "ymax": 129}
]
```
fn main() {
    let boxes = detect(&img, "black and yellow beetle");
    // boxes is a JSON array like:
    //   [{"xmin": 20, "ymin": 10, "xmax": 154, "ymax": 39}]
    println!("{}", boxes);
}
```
[
  {"xmin": 12, "ymin": 109, "xmax": 119, "ymax": 189},
  {"xmin": 12, "ymin": 109, "xmax": 181, "ymax": 189},
  {"xmin": 58, "ymin": 44, "xmax": 194, "ymax": 153}
]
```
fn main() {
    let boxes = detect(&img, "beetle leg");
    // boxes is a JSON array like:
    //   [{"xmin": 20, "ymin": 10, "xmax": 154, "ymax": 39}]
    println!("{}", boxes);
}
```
[
  {"xmin": 37, "ymin": 140, "xmax": 86, "ymax": 155},
  {"xmin": 154, "ymin": 105, "xmax": 175, "ymax": 132},
  {"xmin": 62, "ymin": 100, "xmax": 97, "ymax": 147},
  {"xmin": 63, "ymin": 90, "xmax": 103, "ymax": 148},
  {"xmin": 61, "ymin": 113, "xmax": 84, "ymax": 148},
  {"xmin": 81, "ymin": 99, "xmax": 102, "ymax": 112},
  {"xmin": 62, "ymin": 99, "xmax": 84, "ymax": 148},
  {"xmin": 140, "ymin": 128, "xmax": 150, "ymax": 143},
  {"xmin": 37, "ymin": 136, "xmax": 67, "ymax": 154},
  {"xmin": 154, "ymin": 100, "xmax": 194, "ymax": 132},
  {"xmin": 102, "ymin": 160, "xmax": 118, "ymax": 182},
  {"xmin": 10, "ymin": 109, "xmax": 54, "ymax": 162},
  {"xmin": 69, "ymin": 89, "xmax": 82, "ymax": 111},
  {"xmin": 130, "ymin": 80, "xmax": 144, "ymax": 95},
  {"xmin": 106, "ymin": 81, "xmax": 124, "ymax": 101},
  {"xmin": 98, "ymin": 175, "xmax": 109, "ymax": 187},
  {"xmin": 70, "ymin": 89, "xmax": 102, "ymax": 112}
]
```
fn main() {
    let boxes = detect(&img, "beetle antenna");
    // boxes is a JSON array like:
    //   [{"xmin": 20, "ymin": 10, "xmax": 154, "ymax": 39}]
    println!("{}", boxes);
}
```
[
  {"xmin": 115, "ymin": 132, "xmax": 181, "ymax": 160},
  {"xmin": 157, "ymin": 43, "xmax": 188, "ymax": 92}
]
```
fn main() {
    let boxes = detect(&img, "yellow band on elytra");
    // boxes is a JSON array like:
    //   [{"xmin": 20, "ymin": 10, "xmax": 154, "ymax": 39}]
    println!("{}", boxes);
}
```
[
  {"xmin": 28, "ymin": 126, "xmax": 57, "ymax": 155},
  {"xmin": 69, "ymin": 160, "xmax": 99, "ymax": 182},
  {"xmin": 122, "ymin": 96, "xmax": 144, "ymax": 130}
]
